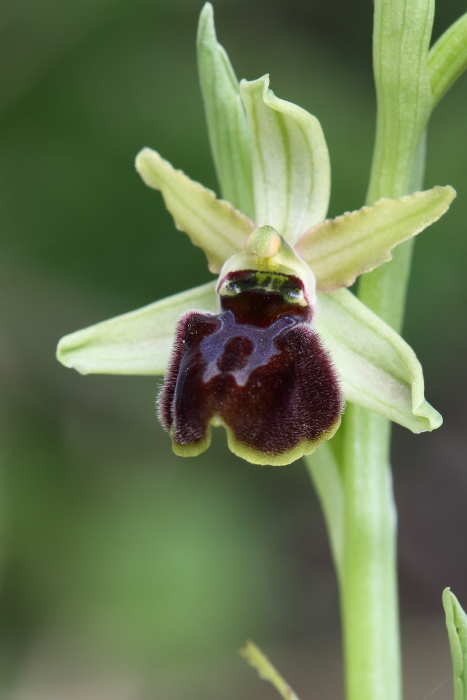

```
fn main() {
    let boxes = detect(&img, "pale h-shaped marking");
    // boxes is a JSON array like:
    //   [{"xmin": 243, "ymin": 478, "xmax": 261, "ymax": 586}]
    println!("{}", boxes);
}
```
[{"xmin": 200, "ymin": 310, "xmax": 296, "ymax": 387}]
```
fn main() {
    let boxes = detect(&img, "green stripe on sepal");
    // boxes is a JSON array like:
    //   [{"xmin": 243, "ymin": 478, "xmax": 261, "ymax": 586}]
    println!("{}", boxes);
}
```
[
  {"xmin": 443, "ymin": 588, "xmax": 467, "ymax": 700},
  {"xmin": 316, "ymin": 288, "xmax": 442, "ymax": 433},
  {"xmin": 197, "ymin": 3, "xmax": 255, "ymax": 219},
  {"xmin": 240, "ymin": 75, "xmax": 330, "ymax": 244}
]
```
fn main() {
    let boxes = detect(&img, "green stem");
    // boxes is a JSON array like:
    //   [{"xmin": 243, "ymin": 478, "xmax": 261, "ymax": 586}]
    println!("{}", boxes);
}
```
[
  {"xmin": 332, "ymin": 3, "xmax": 433, "ymax": 700},
  {"xmin": 341, "ymin": 412, "xmax": 399, "ymax": 700}
]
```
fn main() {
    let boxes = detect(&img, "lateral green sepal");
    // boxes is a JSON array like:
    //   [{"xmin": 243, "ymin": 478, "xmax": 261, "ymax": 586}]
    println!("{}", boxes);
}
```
[
  {"xmin": 56, "ymin": 281, "xmax": 218, "ymax": 375},
  {"xmin": 316, "ymin": 288, "xmax": 442, "ymax": 433}
]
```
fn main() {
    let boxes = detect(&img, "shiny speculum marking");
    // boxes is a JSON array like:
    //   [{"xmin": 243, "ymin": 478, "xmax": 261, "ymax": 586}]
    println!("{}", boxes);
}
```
[{"xmin": 200, "ymin": 309, "xmax": 296, "ymax": 386}]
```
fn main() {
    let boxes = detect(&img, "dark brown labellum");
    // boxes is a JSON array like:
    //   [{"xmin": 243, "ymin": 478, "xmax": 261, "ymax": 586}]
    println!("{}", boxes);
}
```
[{"xmin": 158, "ymin": 270, "xmax": 343, "ymax": 465}]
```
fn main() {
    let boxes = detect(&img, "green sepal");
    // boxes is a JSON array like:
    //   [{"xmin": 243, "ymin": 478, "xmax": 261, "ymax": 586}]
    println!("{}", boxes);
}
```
[
  {"xmin": 240, "ymin": 75, "xmax": 330, "ymax": 244},
  {"xmin": 316, "ymin": 288, "xmax": 442, "ymax": 433},
  {"xmin": 56, "ymin": 281, "xmax": 218, "ymax": 375},
  {"xmin": 197, "ymin": 3, "xmax": 255, "ymax": 218},
  {"xmin": 428, "ymin": 12, "xmax": 467, "ymax": 109},
  {"xmin": 296, "ymin": 186, "xmax": 455, "ymax": 292},
  {"xmin": 443, "ymin": 588, "xmax": 467, "ymax": 700},
  {"xmin": 135, "ymin": 148, "xmax": 254, "ymax": 273}
]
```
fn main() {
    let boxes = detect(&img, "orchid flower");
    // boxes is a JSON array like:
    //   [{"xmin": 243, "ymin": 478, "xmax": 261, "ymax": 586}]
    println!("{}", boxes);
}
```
[{"xmin": 56, "ymin": 4, "xmax": 454, "ymax": 466}]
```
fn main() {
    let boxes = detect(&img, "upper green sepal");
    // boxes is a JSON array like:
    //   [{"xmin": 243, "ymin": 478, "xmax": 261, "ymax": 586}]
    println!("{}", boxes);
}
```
[{"xmin": 240, "ymin": 75, "xmax": 330, "ymax": 244}]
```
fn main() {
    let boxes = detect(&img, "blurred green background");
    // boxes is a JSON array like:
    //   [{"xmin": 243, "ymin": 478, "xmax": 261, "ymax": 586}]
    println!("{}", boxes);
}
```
[{"xmin": 1, "ymin": 0, "xmax": 467, "ymax": 698}]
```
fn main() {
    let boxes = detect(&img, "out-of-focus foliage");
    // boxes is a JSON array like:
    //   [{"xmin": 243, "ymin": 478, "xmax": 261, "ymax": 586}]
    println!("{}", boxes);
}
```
[{"xmin": 0, "ymin": 0, "xmax": 466, "ymax": 698}]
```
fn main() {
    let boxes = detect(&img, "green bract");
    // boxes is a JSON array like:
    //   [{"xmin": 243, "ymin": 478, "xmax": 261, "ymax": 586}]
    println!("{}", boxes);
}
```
[
  {"xmin": 240, "ymin": 641, "xmax": 302, "ymax": 700},
  {"xmin": 443, "ymin": 589, "xmax": 467, "ymax": 700},
  {"xmin": 56, "ymin": 2, "xmax": 456, "ymax": 461}
]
